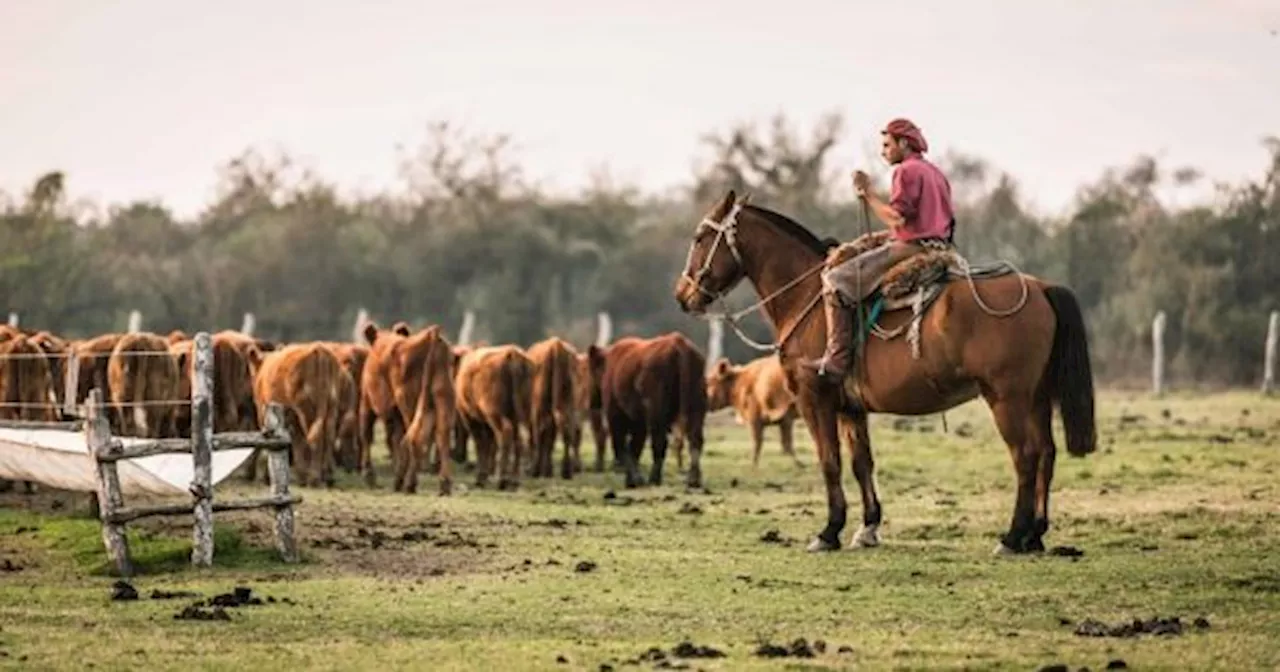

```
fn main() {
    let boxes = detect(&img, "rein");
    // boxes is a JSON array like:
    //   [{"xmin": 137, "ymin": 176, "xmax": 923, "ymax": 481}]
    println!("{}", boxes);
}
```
[{"xmin": 681, "ymin": 201, "xmax": 826, "ymax": 354}]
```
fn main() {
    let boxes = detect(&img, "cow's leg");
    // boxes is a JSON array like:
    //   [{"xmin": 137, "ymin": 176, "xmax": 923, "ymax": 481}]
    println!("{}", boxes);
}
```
[
  {"xmin": 559, "ymin": 413, "xmax": 579, "ymax": 480},
  {"xmin": 358, "ymin": 403, "xmax": 378, "ymax": 487},
  {"xmin": 470, "ymin": 420, "xmax": 494, "ymax": 488},
  {"xmin": 749, "ymin": 414, "xmax": 765, "ymax": 469},
  {"xmin": 780, "ymin": 414, "xmax": 803, "ymax": 467},
  {"xmin": 386, "ymin": 413, "xmax": 408, "ymax": 492},
  {"xmin": 647, "ymin": 418, "xmax": 669, "ymax": 487},
  {"xmin": 433, "ymin": 405, "xmax": 454, "ymax": 496},
  {"xmin": 497, "ymin": 416, "xmax": 520, "ymax": 491}
]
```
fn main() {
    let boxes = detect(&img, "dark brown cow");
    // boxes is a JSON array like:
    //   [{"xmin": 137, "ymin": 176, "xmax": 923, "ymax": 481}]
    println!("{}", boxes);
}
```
[
  {"xmin": 107, "ymin": 332, "xmax": 181, "ymax": 438},
  {"xmin": 589, "ymin": 332, "xmax": 707, "ymax": 489},
  {"xmin": 252, "ymin": 342, "xmax": 344, "ymax": 487},
  {"xmin": 526, "ymin": 337, "xmax": 581, "ymax": 479},
  {"xmin": 360, "ymin": 322, "xmax": 456, "ymax": 495},
  {"xmin": 454, "ymin": 345, "xmax": 532, "ymax": 490},
  {"xmin": 706, "ymin": 355, "xmax": 802, "ymax": 469}
]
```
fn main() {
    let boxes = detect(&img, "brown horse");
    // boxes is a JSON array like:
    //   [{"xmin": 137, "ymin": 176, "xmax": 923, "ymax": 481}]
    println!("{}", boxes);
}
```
[{"xmin": 674, "ymin": 190, "xmax": 1096, "ymax": 555}]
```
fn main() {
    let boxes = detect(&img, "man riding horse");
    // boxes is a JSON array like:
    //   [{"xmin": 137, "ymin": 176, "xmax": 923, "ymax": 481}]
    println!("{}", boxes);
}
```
[{"xmin": 802, "ymin": 117, "xmax": 956, "ymax": 381}]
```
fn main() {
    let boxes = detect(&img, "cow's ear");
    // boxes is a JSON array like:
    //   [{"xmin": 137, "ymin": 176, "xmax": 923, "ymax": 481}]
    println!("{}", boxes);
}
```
[
  {"xmin": 363, "ymin": 322, "xmax": 380, "ymax": 345},
  {"xmin": 245, "ymin": 344, "xmax": 264, "ymax": 370},
  {"xmin": 714, "ymin": 358, "xmax": 731, "ymax": 375},
  {"xmin": 392, "ymin": 321, "xmax": 411, "ymax": 337}
]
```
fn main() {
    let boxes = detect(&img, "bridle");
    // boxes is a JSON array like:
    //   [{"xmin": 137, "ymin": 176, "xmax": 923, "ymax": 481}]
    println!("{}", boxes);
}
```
[
  {"xmin": 681, "ymin": 200, "xmax": 746, "ymax": 306},
  {"xmin": 680, "ymin": 198, "xmax": 826, "ymax": 353}
]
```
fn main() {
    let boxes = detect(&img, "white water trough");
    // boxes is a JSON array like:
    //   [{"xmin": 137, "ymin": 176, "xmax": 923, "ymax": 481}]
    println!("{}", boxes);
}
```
[{"xmin": 0, "ymin": 425, "xmax": 254, "ymax": 496}]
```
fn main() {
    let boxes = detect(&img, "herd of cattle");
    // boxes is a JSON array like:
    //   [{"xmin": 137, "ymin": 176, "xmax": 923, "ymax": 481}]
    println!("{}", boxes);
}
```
[{"xmin": 0, "ymin": 321, "xmax": 805, "ymax": 495}]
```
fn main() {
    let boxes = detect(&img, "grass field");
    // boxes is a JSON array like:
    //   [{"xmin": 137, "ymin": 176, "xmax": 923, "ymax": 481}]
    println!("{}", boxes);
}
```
[{"xmin": 2, "ymin": 390, "xmax": 1279, "ymax": 671}]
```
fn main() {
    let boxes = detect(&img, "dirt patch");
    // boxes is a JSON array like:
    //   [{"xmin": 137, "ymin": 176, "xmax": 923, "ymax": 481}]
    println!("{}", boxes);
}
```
[
  {"xmin": 210, "ymin": 500, "xmax": 505, "ymax": 580},
  {"xmin": 1072, "ymin": 616, "xmax": 1209, "ymax": 638},
  {"xmin": 1, "ymin": 558, "xmax": 23, "ymax": 572}
]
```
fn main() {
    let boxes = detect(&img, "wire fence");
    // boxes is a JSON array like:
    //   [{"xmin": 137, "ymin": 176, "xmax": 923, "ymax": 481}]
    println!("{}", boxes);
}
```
[{"xmin": 0, "ymin": 345, "xmax": 195, "ymax": 436}]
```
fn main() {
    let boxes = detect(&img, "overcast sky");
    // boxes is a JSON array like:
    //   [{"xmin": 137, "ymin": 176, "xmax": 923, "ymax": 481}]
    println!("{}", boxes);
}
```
[{"xmin": 2, "ymin": 0, "xmax": 1278, "ymax": 219}]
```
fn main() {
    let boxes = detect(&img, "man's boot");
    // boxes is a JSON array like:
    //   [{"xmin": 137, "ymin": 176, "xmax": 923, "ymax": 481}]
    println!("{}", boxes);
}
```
[{"xmin": 801, "ymin": 289, "xmax": 857, "ymax": 381}]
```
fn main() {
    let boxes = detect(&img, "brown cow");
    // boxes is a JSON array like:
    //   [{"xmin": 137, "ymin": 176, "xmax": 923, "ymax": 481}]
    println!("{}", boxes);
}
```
[
  {"xmin": 252, "ymin": 342, "xmax": 344, "ymax": 487},
  {"xmin": 589, "ymin": 332, "xmax": 707, "ymax": 489},
  {"xmin": 526, "ymin": 337, "xmax": 581, "ymax": 479},
  {"xmin": 71, "ymin": 333, "xmax": 125, "ymax": 430},
  {"xmin": 0, "ymin": 334, "xmax": 57, "ymax": 422},
  {"xmin": 445, "ymin": 343, "xmax": 475, "ymax": 467},
  {"xmin": 324, "ymin": 342, "xmax": 369, "ymax": 474},
  {"xmin": 107, "ymin": 332, "xmax": 181, "ymax": 438},
  {"xmin": 169, "ymin": 332, "xmax": 259, "ymax": 439},
  {"xmin": 454, "ymin": 345, "xmax": 532, "ymax": 490},
  {"xmin": 705, "ymin": 355, "xmax": 802, "ymax": 469},
  {"xmin": 360, "ymin": 322, "xmax": 456, "ymax": 494},
  {"xmin": 574, "ymin": 351, "xmax": 609, "ymax": 472}
]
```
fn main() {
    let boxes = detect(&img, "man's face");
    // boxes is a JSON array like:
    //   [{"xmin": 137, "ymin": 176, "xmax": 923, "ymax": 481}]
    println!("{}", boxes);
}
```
[{"xmin": 880, "ymin": 133, "xmax": 906, "ymax": 165}]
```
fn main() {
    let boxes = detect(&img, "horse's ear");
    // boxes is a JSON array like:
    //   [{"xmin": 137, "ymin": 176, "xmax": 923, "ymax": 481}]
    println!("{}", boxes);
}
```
[
  {"xmin": 715, "ymin": 358, "xmax": 731, "ymax": 375},
  {"xmin": 711, "ymin": 189, "xmax": 737, "ymax": 221}
]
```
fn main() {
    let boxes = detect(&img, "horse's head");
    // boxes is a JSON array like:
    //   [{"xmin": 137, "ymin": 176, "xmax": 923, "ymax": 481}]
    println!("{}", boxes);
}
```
[{"xmin": 674, "ymin": 189, "xmax": 750, "ymax": 315}]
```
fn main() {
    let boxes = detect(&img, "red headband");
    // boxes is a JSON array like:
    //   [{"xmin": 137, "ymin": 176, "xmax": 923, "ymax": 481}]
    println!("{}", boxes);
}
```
[{"xmin": 883, "ymin": 118, "xmax": 928, "ymax": 153}]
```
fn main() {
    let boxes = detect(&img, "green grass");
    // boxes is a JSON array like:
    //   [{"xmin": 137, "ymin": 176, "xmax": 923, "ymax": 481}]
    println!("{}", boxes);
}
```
[{"xmin": 2, "ymin": 390, "xmax": 1279, "ymax": 671}]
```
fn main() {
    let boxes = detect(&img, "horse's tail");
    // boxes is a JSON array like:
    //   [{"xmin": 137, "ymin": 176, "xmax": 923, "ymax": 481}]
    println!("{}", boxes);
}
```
[{"xmin": 1043, "ymin": 285, "xmax": 1097, "ymax": 457}]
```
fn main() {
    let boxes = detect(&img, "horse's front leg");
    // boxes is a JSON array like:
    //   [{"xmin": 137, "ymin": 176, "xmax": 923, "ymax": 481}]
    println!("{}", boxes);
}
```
[
  {"xmin": 840, "ymin": 412, "xmax": 882, "ymax": 549},
  {"xmin": 795, "ymin": 392, "xmax": 847, "ymax": 552}
]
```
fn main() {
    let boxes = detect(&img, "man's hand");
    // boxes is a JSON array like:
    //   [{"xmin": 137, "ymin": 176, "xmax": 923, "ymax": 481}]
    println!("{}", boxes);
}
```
[{"xmin": 852, "ymin": 170, "xmax": 872, "ymax": 198}]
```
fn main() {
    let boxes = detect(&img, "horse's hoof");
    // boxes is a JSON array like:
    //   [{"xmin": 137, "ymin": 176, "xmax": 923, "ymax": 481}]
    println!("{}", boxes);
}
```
[
  {"xmin": 848, "ymin": 525, "xmax": 881, "ymax": 549},
  {"xmin": 992, "ymin": 542, "xmax": 1019, "ymax": 556},
  {"xmin": 807, "ymin": 536, "xmax": 841, "ymax": 553}
]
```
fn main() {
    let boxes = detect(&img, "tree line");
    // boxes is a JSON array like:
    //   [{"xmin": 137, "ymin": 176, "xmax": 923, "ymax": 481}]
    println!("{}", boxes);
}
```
[{"xmin": 2, "ymin": 115, "xmax": 1276, "ymax": 387}]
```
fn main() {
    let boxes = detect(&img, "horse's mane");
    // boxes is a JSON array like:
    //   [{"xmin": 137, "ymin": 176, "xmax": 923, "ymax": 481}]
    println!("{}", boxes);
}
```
[{"xmin": 742, "ymin": 204, "xmax": 840, "ymax": 256}]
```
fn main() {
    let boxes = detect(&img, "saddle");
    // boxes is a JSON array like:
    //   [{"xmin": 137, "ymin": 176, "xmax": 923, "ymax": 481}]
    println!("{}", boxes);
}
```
[{"xmin": 825, "ymin": 230, "xmax": 1018, "ymax": 358}]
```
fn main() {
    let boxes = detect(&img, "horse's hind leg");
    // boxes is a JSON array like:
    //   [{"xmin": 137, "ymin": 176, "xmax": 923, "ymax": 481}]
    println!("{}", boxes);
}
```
[
  {"xmin": 1029, "ymin": 397, "xmax": 1057, "ymax": 552},
  {"xmin": 988, "ymin": 394, "xmax": 1041, "ymax": 555},
  {"xmin": 841, "ymin": 412, "xmax": 882, "ymax": 549},
  {"xmin": 795, "ymin": 394, "xmax": 847, "ymax": 552}
]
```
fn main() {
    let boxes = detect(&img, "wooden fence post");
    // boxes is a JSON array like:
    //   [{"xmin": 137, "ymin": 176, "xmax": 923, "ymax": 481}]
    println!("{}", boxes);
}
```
[
  {"xmin": 127, "ymin": 310, "xmax": 142, "ymax": 334},
  {"xmin": 241, "ymin": 312, "xmax": 256, "ymax": 337},
  {"xmin": 263, "ymin": 403, "xmax": 299, "ymax": 562},
  {"xmin": 190, "ymin": 332, "xmax": 214, "ymax": 567},
  {"xmin": 706, "ymin": 316, "xmax": 724, "ymax": 373},
  {"xmin": 1264, "ymin": 311, "xmax": 1279, "ymax": 395},
  {"xmin": 1152, "ymin": 311, "xmax": 1166, "ymax": 396},
  {"xmin": 595, "ymin": 311, "xmax": 613, "ymax": 347},
  {"xmin": 6, "ymin": 312, "xmax": 17, "ymax": 328},
  {"xmin": 457, "ymin": 310, "xmax": 476, "ymax": 346},
  {"xmin": 352, "ymin": 308, "xmax": 369, "ymax": 344},
  {"xmin": 88, "ymin": 389, "xmax": 132, "ymax": 577},
  {"xmin": 62, "ymin": 351, "xmax": 80, "ymax": 419}
]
